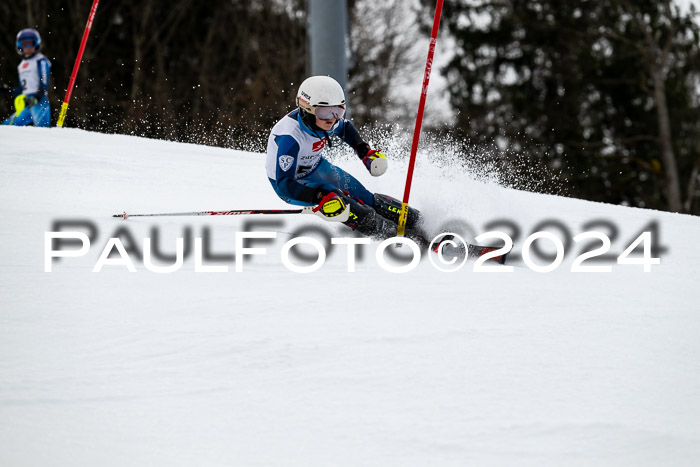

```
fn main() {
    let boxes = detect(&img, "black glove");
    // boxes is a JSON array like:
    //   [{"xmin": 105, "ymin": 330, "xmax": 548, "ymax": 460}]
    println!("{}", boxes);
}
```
[
  {"xmin": 24, "ymin": 96, "xmax": 39, "ymax": 108},
  {"xmin": 313, "ymin": 187, "xmax": 331, "ymax": 204}
]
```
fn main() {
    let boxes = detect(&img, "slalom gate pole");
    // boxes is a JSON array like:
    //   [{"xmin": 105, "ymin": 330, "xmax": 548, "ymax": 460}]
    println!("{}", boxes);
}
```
[
  {"xmin": 57, "ymin": 0, "xmax": 100, "ymax": 127},
  {"xmin": 396, "ymin": 0, "xmax": 444, "ymax": 239},
  {"xmin": 114, "ymin": 208, "xmax": 308, "ymax": 220}
]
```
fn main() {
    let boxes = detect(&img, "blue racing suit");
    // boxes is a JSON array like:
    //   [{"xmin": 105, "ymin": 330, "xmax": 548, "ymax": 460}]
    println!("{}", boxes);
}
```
[
  {"xmin": 266, "ymin": 109, "xmax": 375, "ymax": 207},
  {"xmin": 2, "ymin": 52, "xmax": 51, "ymax": 127}
]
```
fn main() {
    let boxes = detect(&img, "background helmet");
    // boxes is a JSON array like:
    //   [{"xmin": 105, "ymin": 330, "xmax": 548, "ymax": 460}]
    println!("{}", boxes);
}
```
[
  {"xmin": 16, "ymin": 28, "xmax": 41, "ymax": 55},
  {"xmin": 296, "ymin": 76, "xmax": 346, "ymax": 116}
]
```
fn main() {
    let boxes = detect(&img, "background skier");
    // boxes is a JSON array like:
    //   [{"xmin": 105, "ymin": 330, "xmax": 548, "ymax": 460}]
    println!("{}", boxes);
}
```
[{"xmin": 2, "ymin": 29, "xmax": 52, "ymax": 127}]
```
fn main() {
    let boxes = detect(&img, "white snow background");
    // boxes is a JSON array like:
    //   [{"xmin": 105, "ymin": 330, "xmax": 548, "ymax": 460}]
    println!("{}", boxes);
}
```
[{"xmin": 1, "ymin": 125, "xmax": 700, "ymax": 466}]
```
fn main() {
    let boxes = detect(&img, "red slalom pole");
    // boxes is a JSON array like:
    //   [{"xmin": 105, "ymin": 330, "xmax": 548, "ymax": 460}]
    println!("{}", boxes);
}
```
[
  {"xmin": 397, "ymin": 0, "xmax": 444, "ymax": 238},
  {"xmin": 57, "ymin": 0, "xmax": 100, "ymax": 127}
]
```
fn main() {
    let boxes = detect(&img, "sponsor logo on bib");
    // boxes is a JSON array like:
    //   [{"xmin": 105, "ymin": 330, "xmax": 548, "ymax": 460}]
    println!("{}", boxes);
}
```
[{"xmin": 312, "ymin": 138, "xmax": 327, "ymax": 152}]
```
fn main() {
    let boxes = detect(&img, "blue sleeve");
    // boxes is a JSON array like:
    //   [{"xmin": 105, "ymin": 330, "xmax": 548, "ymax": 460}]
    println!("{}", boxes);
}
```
[
  {"xmin": 273, "ymin": 135, "xmax": 322, "ymax": 204},
  {"xmin": 334, "ymin": 119, "xmax": 371, "ymax": 161},
  {"xmin": 334, "ymin": 119, "xmax": 363, "ymax": 148},
  {"xmin": 33, "ymin": 58, "xmax": 51, "ymax": 100}
]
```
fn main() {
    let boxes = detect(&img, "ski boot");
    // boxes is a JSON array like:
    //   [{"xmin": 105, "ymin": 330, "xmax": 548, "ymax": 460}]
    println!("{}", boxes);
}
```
[
  {"xmin": 372, "ymin": 193, "xmax": 423, "ymax": 231},
  {"xmin": 338, "ymin": 192, "xmax": 424, "ymax": 241}
]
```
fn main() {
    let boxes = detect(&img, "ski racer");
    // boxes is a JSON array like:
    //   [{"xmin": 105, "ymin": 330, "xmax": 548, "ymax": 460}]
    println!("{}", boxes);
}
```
[
  {"xmin": 1, "ymin": 29, "xmax": 52, "ymax": 127},
  {"xmin": 266, "ymin": 75, "xmax": 422, "ymax": 239}
]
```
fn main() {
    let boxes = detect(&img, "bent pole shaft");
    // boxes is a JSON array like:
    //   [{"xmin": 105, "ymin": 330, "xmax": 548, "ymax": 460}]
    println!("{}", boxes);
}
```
[
  {"xmin": 397, "ymin": 0, "xmax": 444, "ymax": 238},
  {"xmin": 57, "ymin": 0, "xmax": 100, "ymax": 127}
]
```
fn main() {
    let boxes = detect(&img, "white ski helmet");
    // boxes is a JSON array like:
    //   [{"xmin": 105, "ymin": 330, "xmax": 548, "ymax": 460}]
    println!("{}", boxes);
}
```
[{"xmin": 296, "ymin": 76, "xmax": 346, "ymax": 116}]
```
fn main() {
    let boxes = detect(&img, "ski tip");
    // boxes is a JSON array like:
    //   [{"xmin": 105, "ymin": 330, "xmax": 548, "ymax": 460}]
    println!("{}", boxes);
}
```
[{"xmin": 477, "ymin": 246, "xmax": 508, "ymax": 265}]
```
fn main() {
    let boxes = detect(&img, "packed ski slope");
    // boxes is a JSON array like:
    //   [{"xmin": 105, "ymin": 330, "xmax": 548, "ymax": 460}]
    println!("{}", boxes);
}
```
[{"xmin": 1, "ymin": 126, "xmax": 699, "ymax": 467}]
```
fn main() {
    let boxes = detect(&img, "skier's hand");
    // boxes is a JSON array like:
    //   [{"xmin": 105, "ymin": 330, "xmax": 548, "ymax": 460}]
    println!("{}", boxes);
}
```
[
  {"xmin": 355, "ymin": 143, "xmax": 388, "ymax": 177},
  {"xmin": 23, "ymin": 95, "xmax": 38, "ymax": 108},
  {"xmin": 363, "ymin": 149, "xmax": 387, "ymax": 176}
]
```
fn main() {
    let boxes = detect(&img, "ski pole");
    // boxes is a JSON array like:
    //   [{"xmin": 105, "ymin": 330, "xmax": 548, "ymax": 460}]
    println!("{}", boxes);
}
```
[
  {"xmin": 113, "ymin": 206, "xmax": 346, "ymax": 221},
  {"xmin": 115, "ymin": 209, "xmax": 304, "ymax": 219},
  {"xmin": 397, "ymin": 0, "xmax": 444, "ymax": 239},
  {"xmin": 57, "ymin": 0, "xmax": 100, "ymax": 127}
]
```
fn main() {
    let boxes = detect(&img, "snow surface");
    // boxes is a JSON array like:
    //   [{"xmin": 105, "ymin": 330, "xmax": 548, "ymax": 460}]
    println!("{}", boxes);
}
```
[{"xmin": 1, "ymin": 126, "xmax": 699, "ymax": 466}]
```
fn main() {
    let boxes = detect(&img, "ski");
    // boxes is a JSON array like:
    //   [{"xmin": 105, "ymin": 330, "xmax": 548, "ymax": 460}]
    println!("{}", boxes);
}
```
[
  {"xmin": 368, "ymin": 194, "xmax": 510, "ymax": 265},
  {"xmin": 465, "ymin": 244, "xmax": 509, "ymax": 264},
  {"xmin": 420, "ymin": 233, "xmax": 509, "ymax": 264}
]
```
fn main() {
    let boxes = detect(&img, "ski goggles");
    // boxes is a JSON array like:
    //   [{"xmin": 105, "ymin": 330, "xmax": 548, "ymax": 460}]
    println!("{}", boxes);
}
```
[
  {"xmin": 314, "ymin": 105, "xmax": 345, "ymax": 120},
  {"xmin": 17, "ymin": 39, "xmax": 37, "ymax": 50}
]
